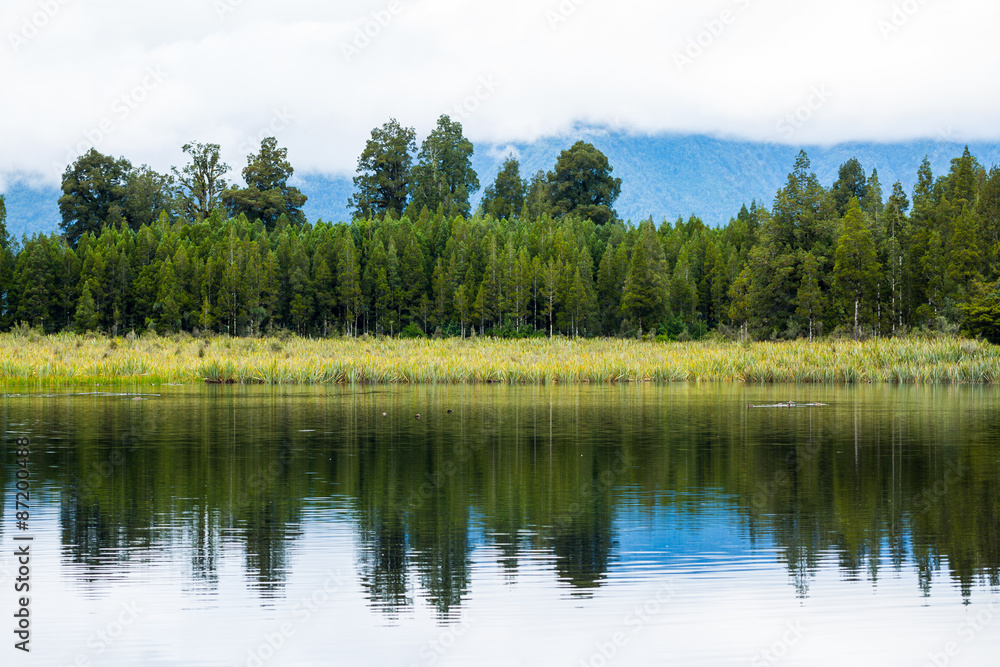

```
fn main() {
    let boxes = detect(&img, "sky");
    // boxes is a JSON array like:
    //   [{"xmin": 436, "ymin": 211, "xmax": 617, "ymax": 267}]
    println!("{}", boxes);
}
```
[{"xmin": 1, "ymin": 0, "xmax": 999, "ymax": 190}]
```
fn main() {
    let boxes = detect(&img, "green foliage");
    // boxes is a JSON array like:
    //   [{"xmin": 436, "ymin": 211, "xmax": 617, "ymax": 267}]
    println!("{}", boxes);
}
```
[
  {"xmin": 621, "ymin": 221, "xmax": 668, "ymax": 329},
  {"xmin": 834, "ymin": 198, "xmax": 881, "ymax": 339},
  {"xmin": 123, "ymin": 165, "xmax": 177, "ymax": 230},
  {"xmin": 831, "ymin": 157, "xmax": 867, "ymax": 217},
  {"xmin": 58, "ymin": 149, "xmax": 132, "ymax": 247},
  {"xmin": 794, "ymin": 251, "xmax": 823, "ymax": 340},
  {"xmin": 224, "ymin": 137, "xmax": 307, "ymax": 228},
  {"xmin": 349, "ymin": 118, "xmax": 416, "ymax": 219},
  {"xmin": 16, "ymin": 141, "xmax": 1000, "ymax": 344},
  {"xmin": 399, "ymin": 323, "xmax": 425, "ymax": 339},
  {"xmin": 548, "ymin": 141, "xmax": 622, "ymax": 225},
  {"xmin": 960, "ymin": 280, "xmax": 1000, "ymax": 344},
  {"xmin": 480, "ymin": 156, "xmax": 526, "ymax": 220},
  {"xmin": 173, "ymin": 142, "xmax": 230, "ymax": 221},
  {"xmin": 75, "ymin": 281, "xmax": 99, "ymax": 333},
  {"xmin": 409, "ymin": 115, "xmax": 479, "ymax": 217}
]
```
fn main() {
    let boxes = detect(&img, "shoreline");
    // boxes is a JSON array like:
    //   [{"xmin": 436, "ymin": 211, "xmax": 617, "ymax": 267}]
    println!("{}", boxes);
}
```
[{"xmin": 0, "ymin": 333, "xmax": 996, "ymax": 386}]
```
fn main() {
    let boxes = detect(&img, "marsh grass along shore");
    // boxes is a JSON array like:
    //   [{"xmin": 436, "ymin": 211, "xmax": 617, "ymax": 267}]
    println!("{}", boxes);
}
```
[{"xmin": 0, "ymin": 332, "xmax": 996, "ymax": 386}]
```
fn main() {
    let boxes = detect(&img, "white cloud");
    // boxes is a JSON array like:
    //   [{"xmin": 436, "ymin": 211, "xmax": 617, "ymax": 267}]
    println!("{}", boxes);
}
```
[{"xmin": 1, "ymin": 0, "xmax": 998, "ymax": 189}]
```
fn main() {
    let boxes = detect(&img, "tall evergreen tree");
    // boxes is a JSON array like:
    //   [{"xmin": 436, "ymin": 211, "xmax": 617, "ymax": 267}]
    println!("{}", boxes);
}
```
[
  {"xmin": 0, "ymin": 194, "xmax": 7, "ymax": 250},
  {"xmin": 834, "ymin": 199, "xmax": 881, "ymax": 339},
  {"xmin": 75, "ymin": 281, "xmax": 99, "ymax": 332},
  {"xmin": 947, "ymin": 205, "xmax": 982, "ymax": 299},
  {"xmin": 58, "ymin": 149, "xmax": 132, "ymax": 247},
  {"xmin": 173, "ymin": 142, "xmax": 230, "ymax": 221},
  {"xmin": 831, "ymin": 158, "xmax": 867, "ymax": 217},
  {"xmin": 978, "ymin": 167, "xmax": 1000, "ymax": 278},
  {"xmin": 481, "ymin": 156, "xmax": 527, "ymax": 220},
  {"xmin": 335, "ymin": 228, "xmax": 362, "ymax": 335},
  {"xmin": 409, "ymin": 115, "xmax": 480, "ymax": 217},
  {"xmin": 154, "ymin": 260, "xmax": 182, "ymax": 332},
  {"xmin": 794, "ymin": 251, "xmax": 823, "ymax": 341},
  {"xmin": 524, "ymin": 171, "xmax": 553, "ymax": 221},
  {"xmin": 224, "ymin": 137, "xmax": 307, "ymax": 228},
  {"xmin": 0, "ymin": 196, "xmax": 13, "ymax": 326},
  {"xmin": 548, "ymin": 142, "xmax": 621, "ymax": 225},
  {"xmin": 621, "ymin": 222, "xmax": 668, "ymax": 331},
  {"xmin": 349, "ymin": 119, "xmax": 416, "ymax": 219},
  {"xmin": 123, "ymin": 165, "xmax": 177, "ymax": 230},
  {"xmin": 287, "ymin": 238, "xmax": 314, "ymax": 334}
]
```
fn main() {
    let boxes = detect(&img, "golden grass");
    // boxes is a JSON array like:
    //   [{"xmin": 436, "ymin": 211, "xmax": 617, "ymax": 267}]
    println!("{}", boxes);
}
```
[{"xmin": 0, "ymin": 332, "xmax": 996, "ymax": 386}]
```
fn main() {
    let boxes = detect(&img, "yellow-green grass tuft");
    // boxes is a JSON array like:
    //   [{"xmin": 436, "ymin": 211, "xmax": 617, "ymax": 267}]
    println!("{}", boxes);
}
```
[{"xmin": 0, "ymin": 332, "xmax": 997, "ymax": 386}]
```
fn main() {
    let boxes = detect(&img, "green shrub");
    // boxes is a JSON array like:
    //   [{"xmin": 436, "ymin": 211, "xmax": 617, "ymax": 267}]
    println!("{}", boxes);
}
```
[{"xmin": 400, "ymin": 324, "xmax": 425, "ymax": 339}]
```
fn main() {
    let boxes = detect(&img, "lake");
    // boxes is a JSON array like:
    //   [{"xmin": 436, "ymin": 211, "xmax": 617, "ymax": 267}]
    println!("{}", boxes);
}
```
[{"xmin": 2, "ymin": 384, "xmax": 999, "ymax": 666}]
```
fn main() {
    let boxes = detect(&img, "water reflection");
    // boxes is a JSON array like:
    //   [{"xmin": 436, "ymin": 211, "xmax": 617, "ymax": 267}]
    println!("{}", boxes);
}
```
[{"xmin": 2, "ymin": 384, "xmax": 999, "ymax": 620}]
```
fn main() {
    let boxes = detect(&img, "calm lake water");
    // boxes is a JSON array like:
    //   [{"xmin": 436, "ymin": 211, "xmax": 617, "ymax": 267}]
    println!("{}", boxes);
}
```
[{"xmin": 2, "ymin": 384, "xmax": 999, "ymax": 666}]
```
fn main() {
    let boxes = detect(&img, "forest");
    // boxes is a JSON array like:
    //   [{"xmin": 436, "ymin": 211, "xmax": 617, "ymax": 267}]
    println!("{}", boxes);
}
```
[{"xmin": 1, "ymin": 114, "xmax": 999, "ymax": 342}]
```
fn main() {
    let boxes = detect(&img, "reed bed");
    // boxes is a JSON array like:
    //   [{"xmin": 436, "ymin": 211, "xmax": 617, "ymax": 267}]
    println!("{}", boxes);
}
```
[{"xmin": 0, "ymin": 332, "xmax": 996, "ymax": 386}]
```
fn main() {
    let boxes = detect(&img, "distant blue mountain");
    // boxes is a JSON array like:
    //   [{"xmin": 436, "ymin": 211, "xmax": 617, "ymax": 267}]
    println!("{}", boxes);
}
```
[
  {"xmin": 5, "ymin": 133, "xmax": 1000, "ymax": 241},
  {"xmin": 302, "ymin": 133, "xmax": 1000, "ymax": 226},
  {"xmin": 2, "ymin": 181, "xmax": 62, "ymax": 242}
]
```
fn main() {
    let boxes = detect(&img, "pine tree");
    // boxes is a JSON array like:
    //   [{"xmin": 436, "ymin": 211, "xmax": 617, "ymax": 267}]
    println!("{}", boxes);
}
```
[
  {"xmin": 538, "ymin": 258, "xmax": 561, "ymax": 337},
  {"xmin": 335, "ymin": 229, "xmax": 362, "ymax": 335},
  {"xmin": 481, "ymin": 156, "xmax": 527, "ymax": 220},
  {"xmin": 706, "ymin": 240, "xmax": 732, "ymax": 328},
  {"xmin": 946, "ymin": 146, "xmax": 979, "ymax": 208},
  {"xmin": 171, "ymin": 243, "xmax": 194, "ymax": 329},
  {"xmin": 476, "ymin": 236, "xmax": 502, "ymax": 328},
  {"xmin": 727, "ymin": 268, "xmax": 752, "ymax": 338},
  {"xmin": 621, "ymin": 241, "xmax": 662, "ymax": 331},
  {"xmin": 596, "ymin": 243, "xmax": 627, "ymax": 335},
  {"xmin": 834, "ymin": 199, "xmax": 881, "ymax": 339},
  {"xmin": 14, "ymin": 235, "xmax": 57, "ymax": 330},
  {"xmin": 831, "ymin": 158, "xmax": 867, "ymax": 217},
  {"xmin": 74, "ymin": 280, "xmax": 99, "ymax": 332},
  {"xmin": 918, "ymin": 227, "xmax": 948, "ymax": 324},
  {"xmin": 154, "ymin": 260, "xmax": 182, "ymax": 332},
  {"xmin": 773, "ymin": 150, "xmax": 832, "ymax": 252},
  {"xmin": 454, "ymin": 278, "xmax": 473, "ymax": 338},
  {"xmin": 362, "ymin": 239, "xmax": 388, "ymax": 334},
  {"xmin": 312, "ymin": 255, "xmax": 336, "ymax": 336},
  {"xmin": 863, "ymin": 169, "xmax": 884, "ymax": 223},
  {"xmin": 621, "ymin": 222, "xmax": 669, "ymax": 331},
  {"xmin": 349, "ymin": 119, "xmax": 416, "ymax": 219},
  {"xmin": 885, "ymin": 182, "xmax": 909, "ymax": 332},
  {"xmin": 216, "ymin": 227, "xmax": 245, "ymax": 335},
  {"xmin": 0, "ymin": 194, "xmax": 8, "ymax": 250},
  {"xmin": 409, "ymin": 115, "xmax": 479, "ymax": 217},
  {"xmin": 794, "ymin": 252, "xmax": 823, "ymax": 340},
  {"xmin": 669, "ymin": 245, "xmax": 698, "ymax": 324},
  {"xmin": 977, "ymin": 167, "xmax": 1000, "ymax": 278},
  {"xmin": 399, "ymin": 237, "xmax": 427, "ymax": 325},
  {"xmin": 947, "ymin": 205, "xmax": 982, "ymax": 299},
  {"xmin": 288, "ymin": 239, "xmax": 314, "ymax": 334},
  {"xmin": 241, "ymin": 242, "xmax": 265, "ymax": 336},
  {"xmin": 431, "ymin": 256, "xmax": 449, "ymax": 329},
  {"xmin": 505, "ymin": 248, "xmax": 530, "ymax": 330},
  {"xmin": 385, "ymin": 238, "xmax": 401, "ymax": 335}
]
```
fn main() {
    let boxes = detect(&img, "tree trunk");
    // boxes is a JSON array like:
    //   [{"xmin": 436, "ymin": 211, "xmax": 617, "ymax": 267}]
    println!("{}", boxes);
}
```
[{"xmin": 854, "ymin": 297, "xmax": 860, "ymax": 341}]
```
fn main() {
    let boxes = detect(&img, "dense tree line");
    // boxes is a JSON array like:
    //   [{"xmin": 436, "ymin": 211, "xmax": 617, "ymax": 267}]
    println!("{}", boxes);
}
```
[{"xmin": 1, "ymin": 118, "xmax": 999, "ymax": 340}]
